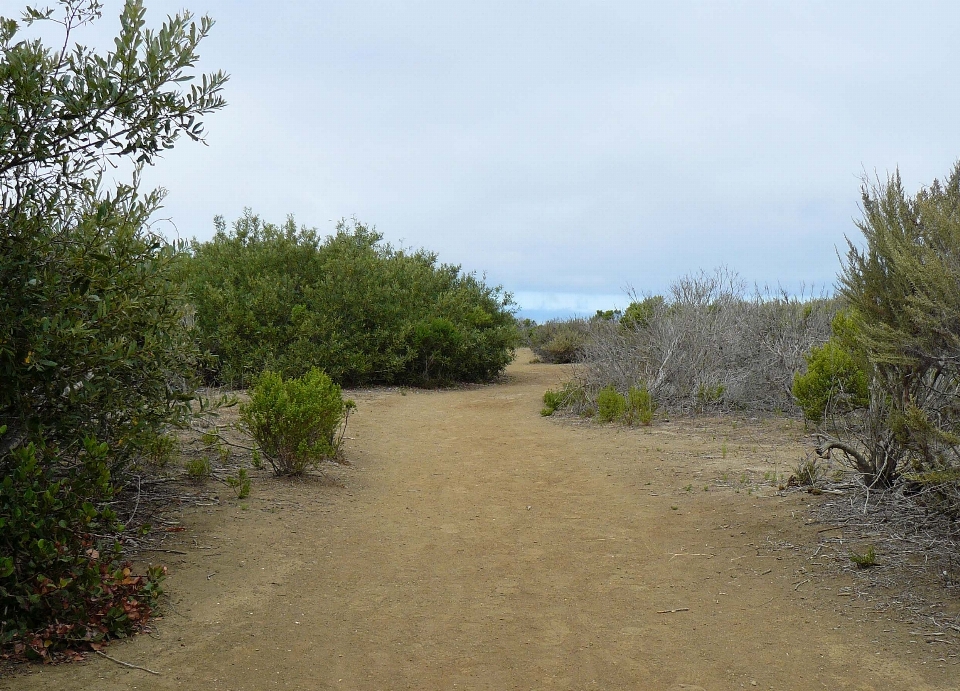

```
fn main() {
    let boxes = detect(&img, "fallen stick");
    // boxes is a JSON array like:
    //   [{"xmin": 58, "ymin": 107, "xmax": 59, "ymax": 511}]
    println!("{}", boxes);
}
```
[
  {"xmin": 140, "ymin": 548, "xmax": 188, "ymax": 555},
  {"xmin": 656, "ymin": 608, "xmax": 690, "ymax": 614},
  {"xmin": 95, "ymin": 650, "xmax": 160, "ymax": 675}
]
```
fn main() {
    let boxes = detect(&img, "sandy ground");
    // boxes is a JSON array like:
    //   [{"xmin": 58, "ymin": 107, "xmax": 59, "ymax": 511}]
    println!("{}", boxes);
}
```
[{"xmin": 3, "ymin": 350, "xmax": 958, "ymax": 690}]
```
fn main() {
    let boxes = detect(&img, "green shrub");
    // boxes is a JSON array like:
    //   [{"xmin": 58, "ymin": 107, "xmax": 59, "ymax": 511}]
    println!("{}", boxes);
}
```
[
  {"xmin": 695, "ymin": 383, "xmax": 726, "ymax": 411},
  {"xmin": 849, "ymin": 545, "xmax": 878, "ymax": 568},
  {"xmin": 621, "ymin": 295, "xmax": 665, "ymax": 329},
  {"xmin": 596, "ymin": 385, "xmax": 627, "ymax": 423},
  {"xmin": 239, "ymin": 369, "xmax": 355, "ymax": 476},
  {"xmin": 181, "ymin": 214, "xmax": 517, "ymax": 387},
  {"xmin": 0, "ymin": 0, "xmax": 224, "ymax": 655},
  {"xmin": 0, "ymin": 437, "xmax": 165, "ymax": 658},
  {"xmin": 141, "ymin": 432, "xmax": 179, "ymax": 469},
  {"xmin": 528, "ymin": 319, "xmax": 590, "ymax": 364},
  {"xmin": 625, "ymin": 384, "xmax": 657, "ymax": 425},
  {"xmin": 541, "ymin": 382, "xmax": 587, "ymax": 416},
  {"xmin": 792, "ymin": 329, "xmax": 869, "ymax": 423},
  {"xmin": 542, "ymin": 389, "xmax": 564, "ymax": 416}
]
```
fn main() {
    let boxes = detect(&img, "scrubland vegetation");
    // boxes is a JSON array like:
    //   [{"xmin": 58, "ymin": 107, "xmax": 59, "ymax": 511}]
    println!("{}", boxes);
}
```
[
  {"xmin": 181, "ymin": 212, "xmax": 516, "ymax": 388},
  {"xmin": 4, "ymin": 0, "xmax": 960, "ymax": 670},
  {"xmin": 0, "ymin": 0, "xmax": 514, "ymax": 660},
  {"xmin": 539, "ymin": 166, "xmax": 960, "ymax": 541}
]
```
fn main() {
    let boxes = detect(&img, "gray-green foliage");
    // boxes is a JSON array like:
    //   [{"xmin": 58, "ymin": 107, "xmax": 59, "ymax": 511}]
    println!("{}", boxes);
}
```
[
  {"xmin": 576, "ymin": 270, "xmax": 837, "ymax": 414},
  {"xmin": 181, "ymin": 212, "xmax": 517, "ymax": 387},
  {"xmin": 528, "ymin": 318, "xmax": 590, "ymax": 364},
  {"xmin": 239, "ymin": 368, "xmax": 355, "ymax": 476},
  {"xmin": 815, "ymin": 165, "xmax": 960, "ymax": 488}
]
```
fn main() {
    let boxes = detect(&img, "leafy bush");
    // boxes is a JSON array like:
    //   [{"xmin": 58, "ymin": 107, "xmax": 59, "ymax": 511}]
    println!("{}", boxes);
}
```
[
  {"xmin": 528, "ymin": 319, "xmax": 591, "ymax": 364},
  {"xmin": 239, "ymin": 369, "xmax": 355, "ymax": 476},
  {"xmin": 849, "ymin": 546, "xmax": 878, "ymax": 569},
  {"xmin": 621, "ymin": 296, "xmax": 665, "ymax": 329},
  {"xmin": 0, "ymin": 0, "xmax": 224, "ymax": 655},
  {"xmin": 0, "ymin": 437, "xmax": 165, "ymax": 658},
  {"xmin": 596, "ymin": 385, "xmax": 627, "ymax": 422},
  {"xmin": 181, "ymin": 214, "xmax": 517, "ymax": 387},
  {"xmin": 541, "ymin": 389, "xmax": 565, "ymax": 416},
  {"xmin": 792, "ymin": 326, "xmax": 869, "ymax": 424},
  {"xmin": 226, "ymin": 468, "xmax": 251, "ymax": 499},
  {"xmin": 185, "ymin": 456, "xmax": 212, "ymax": 483},
  {"xmin": 541, "ymin": 383, "xmax": 587, "ymax": 416}
]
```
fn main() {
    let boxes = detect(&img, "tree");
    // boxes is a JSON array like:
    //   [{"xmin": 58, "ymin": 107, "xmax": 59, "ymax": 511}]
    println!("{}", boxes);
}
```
[{"xmin": 0, "ymin": 0, "xmax": 226, "ymax": 656}]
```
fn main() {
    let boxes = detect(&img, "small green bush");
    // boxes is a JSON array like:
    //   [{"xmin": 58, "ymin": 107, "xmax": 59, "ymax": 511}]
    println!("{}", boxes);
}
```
[
  {"xmin": 695, "ymin": 383, "xmax": 726, "ymax": 411},
  {"xmin": 226, "ymin": 468, "xmax": 251, "ymax": 499},
  {"xmin": 239, "ymin": 368, "xmax": 355, "ymax": 476},
  {"xmin": 621, "ymin": 295, "xmax": 665, "ymax": 329},
  {"xmin": 541, "ymin": 382, "xmax": 588, "ymax": 416},
  {"xmin": 849, "ymin": 545, "xmax": 878, "ymax": 569},
  {"xmin": 542, "ymin": 389, "xmax": 563, "ymax": 416},
  {"xmin": 596, "ymin": 385, "xmax": 627, "ymax": 423},
  {"xmin": 185, "ymin": 456, "xmax": 212, "ymax": 483},
  {"xmin": 625, "ymin": 384, "xmax": 657, "ymax": 425},
  {"xmin": 792, "ymin": 331, "xmax": 869, "ymax": 423}
]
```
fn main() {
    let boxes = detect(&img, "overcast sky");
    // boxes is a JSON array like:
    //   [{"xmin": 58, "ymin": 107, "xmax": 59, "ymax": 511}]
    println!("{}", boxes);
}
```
[{"xmin": 37, "ymin": 0, "xmax": 960, "ymax": 320}]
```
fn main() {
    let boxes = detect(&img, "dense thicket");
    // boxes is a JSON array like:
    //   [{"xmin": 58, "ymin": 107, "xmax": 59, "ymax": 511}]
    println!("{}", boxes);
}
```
[
  {"xmin": 181, "ymin": 211, "xmax": 517, "ymax": 387},
  {"xmin": 528, "ymin": 318, "xmax": 590, "ymax": 364},
  {"xmin": 563, "ymin": 271, "xmax": 836, "ymax": 416},
  {"xmin": 0, "ymin": 0, "xmax": 225, "ymax": 656}
]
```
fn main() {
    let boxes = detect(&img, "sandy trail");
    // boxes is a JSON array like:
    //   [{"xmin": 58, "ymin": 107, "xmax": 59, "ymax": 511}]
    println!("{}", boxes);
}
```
[{"xmin": 4, "ymin": 351, "xmax": 956, "ymax": 690}]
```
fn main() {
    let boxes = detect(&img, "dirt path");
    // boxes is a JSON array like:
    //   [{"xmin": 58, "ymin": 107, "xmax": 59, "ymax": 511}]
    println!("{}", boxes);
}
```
[{"xmin": 4, "ymin": 351, "xmax": 957, "ymax": 690}]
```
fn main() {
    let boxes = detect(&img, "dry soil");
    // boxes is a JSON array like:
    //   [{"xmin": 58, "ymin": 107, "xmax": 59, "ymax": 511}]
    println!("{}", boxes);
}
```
[{"xmin": 3, "ymin": 350, "xmax": 958, "ymax": 690}]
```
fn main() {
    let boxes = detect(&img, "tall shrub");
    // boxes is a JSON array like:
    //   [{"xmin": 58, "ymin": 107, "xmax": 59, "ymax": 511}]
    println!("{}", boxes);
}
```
[
  {"xmin": 815, "ymin": 166, "xmax": 960, "ymax": 487},
  {"xmin": 0, "ymin": 0, "xmax": 226, "ymax": 654},
  {"xmin": 182, "ymin": 214, "xmax": 517, "ymax": 386}
]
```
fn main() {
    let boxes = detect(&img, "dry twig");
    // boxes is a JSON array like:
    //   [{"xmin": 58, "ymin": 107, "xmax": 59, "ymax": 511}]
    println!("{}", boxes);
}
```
[{"xmin": 95, "ymin": 650, "xmax": 160, "ymax": 675}]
